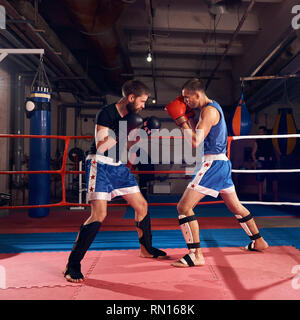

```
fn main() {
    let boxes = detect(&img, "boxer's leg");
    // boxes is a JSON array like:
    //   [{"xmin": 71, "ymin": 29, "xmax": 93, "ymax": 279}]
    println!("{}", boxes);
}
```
[
  {"xmin": 221, "ymin": 190, "xmax": 269, "ymax": 252},
  {"xmin": 123, "ymin": 192, "xmax": 167, "ymax": 258},
  {"xmin": 172, "ymin": 188, "xmax": 206, "ymax": 267},
  {"xmin": 64, "ymin": 200, "xmax": 106, "ymax": 282}
]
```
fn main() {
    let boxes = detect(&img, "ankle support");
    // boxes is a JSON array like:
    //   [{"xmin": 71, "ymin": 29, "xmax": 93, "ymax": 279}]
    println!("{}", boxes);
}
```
[
  {"xmin": 178, "ymin": 215, "xmax": 200, "ymax": 251},
  {"xmin": 249, "ymin": 232, "xmax": 262, "ymax": 241},
  {"xmin": 136, "ymin": 213, "xmax": 166, "ymax": 258},
  {"xmin": 235, "ymin": 213, "xmax": 262, "ymax": 241}
]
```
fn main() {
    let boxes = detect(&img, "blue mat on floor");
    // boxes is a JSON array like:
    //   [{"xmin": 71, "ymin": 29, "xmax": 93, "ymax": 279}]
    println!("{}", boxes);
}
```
[
  {"xmin": 123, "ymin": 203, "xmax": 299, "ymax": 219},
  {"xmin": 0, "ymin": 227, "xmax": 299, "ymax": 253}
]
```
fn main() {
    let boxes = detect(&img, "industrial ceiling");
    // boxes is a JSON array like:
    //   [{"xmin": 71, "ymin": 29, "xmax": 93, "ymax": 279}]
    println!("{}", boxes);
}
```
[{"xmin": 0, "ymin": 0, "xmax": 299, "ymax": 113}]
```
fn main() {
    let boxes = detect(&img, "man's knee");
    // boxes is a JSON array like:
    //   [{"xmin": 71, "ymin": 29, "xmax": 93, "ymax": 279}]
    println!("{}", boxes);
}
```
[
  {"xmin": 177, "ymin": 202, "xmax": 191, "ymax": 216},
  {"xmin": 140, "ymin": 198, "xmax": 148, "ymax": 213},
  {"xmin": 91, "ymin": 211, "xmax": 107, "ymax": 222},
  {"xmin": 134, "ymin": 197, "xmax": 148, "ymax": 214},
  {"xmin": 90, "ymin": 202, "xmax": 107, "ymax": 222}
]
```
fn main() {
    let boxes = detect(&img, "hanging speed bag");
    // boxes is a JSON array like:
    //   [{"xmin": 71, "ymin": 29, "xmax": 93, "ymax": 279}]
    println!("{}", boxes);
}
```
[
  {"xmin": 272, "ymin": 108, "xmax": 297, "ymax": 156},
  {"xmin": 230, "ymin": 92, "xmax": 252, "ymax": 136}
]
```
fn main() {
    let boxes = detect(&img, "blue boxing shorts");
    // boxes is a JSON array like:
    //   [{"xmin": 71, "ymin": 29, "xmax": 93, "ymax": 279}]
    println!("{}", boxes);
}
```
[
  {"xmin": 187, "ymin": 154, "xmax": 235, "ymax": 198},
  {"xmin": 86, "ymin": 154, "xmax": 140, "ymax": 201}
]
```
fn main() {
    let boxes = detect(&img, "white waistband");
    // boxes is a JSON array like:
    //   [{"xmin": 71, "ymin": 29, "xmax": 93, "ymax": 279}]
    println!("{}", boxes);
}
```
[
  {"xmin": 86, "ymin": 153, "xmax": 227, "ymax": 165},
  {"xmin": 86, "ymin": 154, "xmax": 122, "ymax": 166},
  {"xmin": 203, "ymin": 153, "xmax": 228, "ymax": 161}
]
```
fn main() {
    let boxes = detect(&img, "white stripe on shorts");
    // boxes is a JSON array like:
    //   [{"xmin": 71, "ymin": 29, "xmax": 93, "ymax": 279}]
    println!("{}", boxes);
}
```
[
  {"xmin": 219, "ymin": 185, "xmax": 235, "ymax": 194},
  {"xmin": 87, "ymin": 186, "xmax": 140, "ymax": 202},
  {"xmin": 86, "ymin": 154, "xmax": 122, "ymax": 166},
  {"xmin": 87, "ymin": 158, "xmax": 98, "ymax": 193}
]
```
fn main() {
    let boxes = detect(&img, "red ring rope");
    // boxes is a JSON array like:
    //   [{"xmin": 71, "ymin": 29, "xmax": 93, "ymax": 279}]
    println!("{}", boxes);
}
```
[{"xmin": 0, "ymin": 134, "xmax": 229, "ymax": 210}]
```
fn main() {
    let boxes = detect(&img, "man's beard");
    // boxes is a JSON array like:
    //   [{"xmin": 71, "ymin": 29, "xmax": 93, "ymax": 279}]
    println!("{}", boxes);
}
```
[{"xmin": 127, "ymin": 102, "xmax": 138, "ymax": 114}]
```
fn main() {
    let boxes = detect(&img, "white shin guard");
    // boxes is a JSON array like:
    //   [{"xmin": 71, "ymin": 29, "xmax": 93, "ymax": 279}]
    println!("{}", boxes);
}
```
[
  {"xmin": 235, "ymin": 214, "xmax": 253, "ymax": 237},
  {"xmin": 178, "ymin": 215, "xmax": 200, "ymax": 252},
  {"xmin": 235, "ymin": 213, "xmax": 262, "ymax": 241}
]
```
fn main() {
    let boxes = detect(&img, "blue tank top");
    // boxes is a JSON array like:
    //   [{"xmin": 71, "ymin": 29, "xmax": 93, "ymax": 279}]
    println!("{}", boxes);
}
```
[{"xmin": 203, "ymin": 100, "xmax": 227, "ymax": 154}]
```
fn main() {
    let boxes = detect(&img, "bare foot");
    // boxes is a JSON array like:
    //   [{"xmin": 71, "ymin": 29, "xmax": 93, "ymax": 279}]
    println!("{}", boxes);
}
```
[
  {"xmin": 140, "ymin": 250, "xmax": 154, "ymax": 258},
  {"xmin": 139, "ymin": 245, "xmax": 168, "ymax": 259},
  {"xmin": 63, "ymin": 267, "xmax": 84, "ymax": 283},
  {"xmin": 242, "ymin": 238, "xmax": 269, "ymax": 252},
  {"xmin": 65, "ymin": 274, "xmax": 84, "ymax": 283},
  {"xmin": 255, "ymin": 238, "xmax": 269, "ymax": 251}
]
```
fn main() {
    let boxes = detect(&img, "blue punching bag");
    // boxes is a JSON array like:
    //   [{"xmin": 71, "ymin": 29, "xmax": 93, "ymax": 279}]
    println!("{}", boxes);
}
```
[
  {"xmin": 25, "ymin": 59, "xmax": 51, "ymax": 218},
  {"xmin": 230, "ymin": 91, "xmax": 252, "ymax": 136}
]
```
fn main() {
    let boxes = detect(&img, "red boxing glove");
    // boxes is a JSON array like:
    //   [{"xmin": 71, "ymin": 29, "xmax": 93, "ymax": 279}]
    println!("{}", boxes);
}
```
[
  {"xmin": 165, "ymin": 96, "xmax": 187, "ymax": 126},
  {"xmin": 165, "ymin": 96, "xmax": 194, "ymax": 126}
]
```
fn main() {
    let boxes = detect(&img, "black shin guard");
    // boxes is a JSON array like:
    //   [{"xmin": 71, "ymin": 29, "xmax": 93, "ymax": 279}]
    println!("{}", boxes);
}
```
[
  {"xmin": 135, "ymin": 213, "xmax": 166, "ymax": 258},
  {"xmin": 65, "ymin": 221, "xmax": 101, "ymax": 280}
]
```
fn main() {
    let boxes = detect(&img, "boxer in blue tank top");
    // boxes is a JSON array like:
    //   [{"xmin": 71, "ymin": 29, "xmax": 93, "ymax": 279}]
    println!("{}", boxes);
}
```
[{"xmin": 166, "ymin": 78, "xmax": 269, "ymax": 268}]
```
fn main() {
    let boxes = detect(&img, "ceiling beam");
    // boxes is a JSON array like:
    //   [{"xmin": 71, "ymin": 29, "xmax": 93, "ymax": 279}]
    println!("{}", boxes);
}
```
[
  {"xmin": 128, "ymin": 42, "xmax": 243, "ymax": 56},
  {"xmin": 122, "ymin": 6, "xmax": 260, "ymax": 35},
  {"xmin": 121, "ymin": 73, "xmax": 220, "ymax": 80},
  {"xmin": 245, "ymin": 50, "xmax": 300, "ymax": 111},
  {"xmin": 130, "ymin": 55, "xmax": 232, "ymax": 72},
  {"xmin": 206, "ymin": 0, "xmax": 256, "ymax": 89},
  {"xmin": 2, "ymin": 0, "xmax": 101, "ymax": 95},
  {"xmin": 242, "ymin": 0, "xmax": 282, "ymax": 2}
]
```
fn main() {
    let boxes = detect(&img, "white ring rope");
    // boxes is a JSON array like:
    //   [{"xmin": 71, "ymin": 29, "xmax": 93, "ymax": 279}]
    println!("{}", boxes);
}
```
[
  {"xmin": 232, "ymin": 134, "xmax": 300, "ymax": 140},
  {"xmin": 231, "ymin": 133, "xmax": 300, "ymax": 206},
  {"xmin": 240, "ymin": 201, "xmax": 300, "ymax": 206},
  {"xmin": 232, "ymin": 169, "xmax": 300, "ymax": 173}
]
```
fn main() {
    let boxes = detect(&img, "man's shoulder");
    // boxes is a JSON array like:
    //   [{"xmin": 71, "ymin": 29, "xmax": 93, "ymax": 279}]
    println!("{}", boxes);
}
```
[
  {"xmin": 100, "ymin": 103, "xmax": 116, "ymax": 113},
  {"xmin": 210, "ymin": 100, "xmax": 222, "ymax": 108},
  {"xmin": 96, "ymin": 103, "xmax": 116, "ymax": 118},
  {"xmin": 203, "ymin": 104, "xmax": 220, "ymax": 115}
]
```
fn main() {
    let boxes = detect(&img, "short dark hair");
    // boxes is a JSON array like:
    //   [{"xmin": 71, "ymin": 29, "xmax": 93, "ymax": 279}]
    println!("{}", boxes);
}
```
[
  {"xmin": 182, "ymin": 78, "xmax": 205, "ymax": 93},
  {"xmin": 122, "ymin": 80, "xmax": 151, "ymax": 98}
]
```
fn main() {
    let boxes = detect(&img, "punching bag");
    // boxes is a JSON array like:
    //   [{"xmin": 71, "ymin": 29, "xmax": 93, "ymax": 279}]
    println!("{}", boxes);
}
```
[
  {"xmin": 230, "ymin": 92, "xmax": 252, "ymax": 136},
  {"xmin": 272, "ymin": 108, "xmax": 297, "ymax": 156},
  {"xmin": 25, "ymin": 58, "xmax": 51, "ymax": 218}
]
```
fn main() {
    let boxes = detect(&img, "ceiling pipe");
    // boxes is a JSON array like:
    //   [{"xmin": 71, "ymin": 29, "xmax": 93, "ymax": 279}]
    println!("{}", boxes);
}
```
[
  {"xmin": 62, "ymin": 0, "xmax": 134, "ymax": 93},
  {"xmin": 145, "ymin": 0, "xmax": 158, "ymax": 101},
  {"xmin": 121, "ymin": 73, "xmax": 220, "ymax": 80},
  {"xmin": 59, "ymin": 103, "xmax": 105, "ymax": 109},
  {"xmin": 246, "ymin": 50, "xmax": 300, "ymax": 113},
  {"xmin": 3, "ymin": 0, "xmax": 100, "ymax": 95},
  {"xmin": 241, "ymin": 29, "xmax": 299, "ymax": 112},
  {"xmin": 206, "ymin": 0, "xmax": 256, "ymax": 90},
  {"xmin": 5, "ymin": 21, "xmax": 69, "ymax": 82}
]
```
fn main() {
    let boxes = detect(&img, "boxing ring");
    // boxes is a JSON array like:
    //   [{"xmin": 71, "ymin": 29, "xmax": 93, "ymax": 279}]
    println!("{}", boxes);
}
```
[{"xmin": 0, "ymin": 133, "xmax": 300, "ymax": 300}]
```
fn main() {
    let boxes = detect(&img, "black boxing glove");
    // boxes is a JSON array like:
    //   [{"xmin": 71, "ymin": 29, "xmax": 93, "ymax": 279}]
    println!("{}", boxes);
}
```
[
  {"xmin": 121, "ymin": 113, "xmax": 144, "ymax": 133},
  {"xmin": 142, "ymin": 116, "xmax": 161, "ymax": 135}
]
